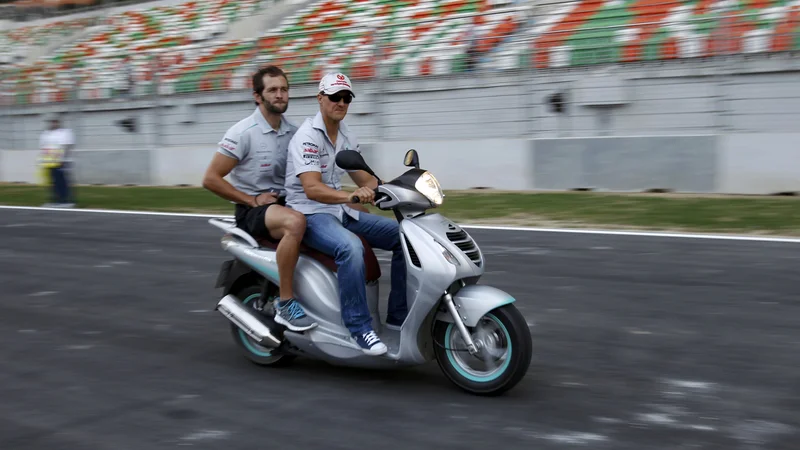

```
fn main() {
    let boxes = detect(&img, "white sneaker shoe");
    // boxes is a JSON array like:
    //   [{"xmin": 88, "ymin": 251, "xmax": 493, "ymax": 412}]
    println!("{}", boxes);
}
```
[{"xmin": 353, "ymin": 330, "xmax": 387, "ymax": 356}]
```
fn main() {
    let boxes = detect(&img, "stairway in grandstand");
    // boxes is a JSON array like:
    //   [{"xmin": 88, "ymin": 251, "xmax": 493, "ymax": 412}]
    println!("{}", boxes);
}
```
[
  {"xmin": 220, "ymin": 0, "xmax": 324, "ymax": 41},
  {"xmin": 0, "ymin": 16, "xmax": 96, "ymax": 65},
  {"xmin": 248, "ymin": 0, "xmax": 530, "ymax": 80},
  {"xmin": 157, "ymin": 0, "xmax": 532, "ymax": 95},
  {"xmin": 1, "ymin": 0, "xmax": 799, "ymax": 105}
]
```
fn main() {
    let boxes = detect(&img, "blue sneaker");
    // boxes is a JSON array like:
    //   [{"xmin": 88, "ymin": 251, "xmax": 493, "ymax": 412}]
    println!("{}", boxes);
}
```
[
  {"xmin": 353, "ymin": 329, "xmax": 387, "ymax": 356},
  {"xmin": 273, "ymin": 298, "xmax": 317, "ymax": 332}
]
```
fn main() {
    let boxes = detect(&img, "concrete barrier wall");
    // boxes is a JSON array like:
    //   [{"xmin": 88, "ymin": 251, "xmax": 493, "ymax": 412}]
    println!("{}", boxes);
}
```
[
  {"xmin": 532, "ymin": 136, "xmax": 718, "ymax": 192},
  {"xmin": 364, "ymin": 140, "xmax": 533, "ymax": 191},
  {"xmin": 3, "ymin": 134, "xmax": 799, "ymax": 194},
  {"xmin": 718, "ymin": 134, "xmax": 800, "ymax": 194},
  {"xmin": 1, "ymin": 55, "xmax": 799, "ymax": 195},
  {"xmin": 0, "ymin": 148, "xmax": 39, "ymax": 184}
]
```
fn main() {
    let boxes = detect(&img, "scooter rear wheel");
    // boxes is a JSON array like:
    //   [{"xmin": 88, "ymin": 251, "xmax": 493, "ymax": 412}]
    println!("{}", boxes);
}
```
[
  {"xmin": 433, "ymin": 304, "xmax": 532, "ymax": 396},
  {"xmin": 229, "ymin": 284, "xmax": 296, "ymax": 367}
]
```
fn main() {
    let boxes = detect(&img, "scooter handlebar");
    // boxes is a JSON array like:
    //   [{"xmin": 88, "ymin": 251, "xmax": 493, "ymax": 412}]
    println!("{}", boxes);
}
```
[
  {"xmin": 351, "ymin": 196, "xmax": 384, "ymax": 205},
  {"xmin": 350, "ymin": 190, "xmax": 388, "ymax": 206}
]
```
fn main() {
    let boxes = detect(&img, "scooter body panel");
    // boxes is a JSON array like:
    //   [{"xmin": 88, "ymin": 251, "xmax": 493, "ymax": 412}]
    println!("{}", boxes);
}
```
[
  {"xmin": 390, "ymin": 216, "xmax": 484, "ymax": 364},
  {"xmin": 215, "ymin": 211, "xmax": 509, "ymax": 367},
  {"xmin": 220, "ymin": 235, "xmax": 388, "ymax": 362}
]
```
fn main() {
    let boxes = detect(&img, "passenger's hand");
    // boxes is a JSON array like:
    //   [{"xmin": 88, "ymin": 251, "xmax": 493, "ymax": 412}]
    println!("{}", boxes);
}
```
[
  {"xmin": 254, "ymin": 192, "xmax": 278, "ymax": 207},
  {"xmin": 350, "ymin": 186, "xmax": 375, "ymax": 205}
]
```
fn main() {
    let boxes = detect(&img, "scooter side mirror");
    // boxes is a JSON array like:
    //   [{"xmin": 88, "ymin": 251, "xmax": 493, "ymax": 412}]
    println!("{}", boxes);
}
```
[
  {"xmin": 403, "ymin": 149, "xmax": 420, "ymax": 169},
  {"xmin": 335, "ymin": 150, "xmax": 367, "ymax": 171},
  {"xmin": 335, "ymin": 150, "xmax": 380, "ymax": 181}
]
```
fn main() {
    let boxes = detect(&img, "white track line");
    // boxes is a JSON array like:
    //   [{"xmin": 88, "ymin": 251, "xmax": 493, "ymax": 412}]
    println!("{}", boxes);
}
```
[
  {"xmin": 0, "ymin": 205, "xmax": 226, "ymax": 218},
  {"xmin": 2, "ymin": 205, "xmax": 800, "ymax": 243},
  {"xmin": 462, "ymin": 224, "xmax": 800, "ymax": 243}
]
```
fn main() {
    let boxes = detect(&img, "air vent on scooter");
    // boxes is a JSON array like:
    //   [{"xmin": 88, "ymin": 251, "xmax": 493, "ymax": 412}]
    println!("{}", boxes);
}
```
[
  {"xmin": 446, "ymin": 228, "xmax": 482, "ymax": 267},
  {"xmin": 403, "ymin": 234, "xmax": 421, "ymax": 268}
]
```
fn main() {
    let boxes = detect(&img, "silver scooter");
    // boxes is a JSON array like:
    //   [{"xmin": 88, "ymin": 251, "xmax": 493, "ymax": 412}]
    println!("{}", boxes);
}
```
[{"xmin": 209, "ymin": 149, "xmax": 532, "ymax": 395}]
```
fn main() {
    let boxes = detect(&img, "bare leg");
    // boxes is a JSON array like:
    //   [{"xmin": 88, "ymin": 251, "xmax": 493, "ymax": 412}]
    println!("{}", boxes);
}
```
[
  {"xmin": 264, "ymin": 205, "xmax": 306, "ymax": 301},
  {"xmin": 262, "ymin": 205, "xmax": 316, "ymax": 332}
]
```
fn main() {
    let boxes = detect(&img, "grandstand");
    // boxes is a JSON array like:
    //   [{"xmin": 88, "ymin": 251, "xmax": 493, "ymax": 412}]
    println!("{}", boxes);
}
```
[
  {"xmin": 0, "ymin": 16, "xmax": 98, "ymax": 64},
  {"xmin": 1, "ymin": 0, "xmax": 799, "ymax": 106},
  {"xmin": 531, "ymin": 0, "xmax": 800, "ymax": 67}
]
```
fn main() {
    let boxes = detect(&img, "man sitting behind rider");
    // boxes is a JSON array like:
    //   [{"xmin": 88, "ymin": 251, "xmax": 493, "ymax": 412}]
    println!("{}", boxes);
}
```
[
  {"xmin": 284, "ymin": 72, "xmax": 408, "ymax": 356},
  {"xmin": 203, "ymin": 65, "xmax": 317, "ymax": 333}
]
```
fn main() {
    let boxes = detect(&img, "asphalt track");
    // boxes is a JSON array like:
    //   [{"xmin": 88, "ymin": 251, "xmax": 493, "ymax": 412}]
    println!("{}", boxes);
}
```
[{"xmin": 1, "ymin": 208, "xmax": 798, "ymax": 450}]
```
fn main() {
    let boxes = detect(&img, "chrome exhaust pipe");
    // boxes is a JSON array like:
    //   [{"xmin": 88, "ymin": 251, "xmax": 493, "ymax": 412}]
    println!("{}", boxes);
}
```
[{"xmin": 216, "ymin": 294, "xmax": 282, "ymax": 348}]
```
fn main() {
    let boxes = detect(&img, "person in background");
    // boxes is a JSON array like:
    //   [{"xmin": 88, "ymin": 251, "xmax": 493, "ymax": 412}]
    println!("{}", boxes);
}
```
[{"xmin": 39, "ymin": 114, "xmax": 75, "ymax": 208}]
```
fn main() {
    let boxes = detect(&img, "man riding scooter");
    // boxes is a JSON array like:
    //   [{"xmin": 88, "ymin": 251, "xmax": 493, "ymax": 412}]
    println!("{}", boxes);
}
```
[
  {"xmin": 284, "ymin": 72, "xmax": 409, "ymax": 356},
  {"xmin": 203, "ymin": 65, "xmax": 317, "ymax": 333}
]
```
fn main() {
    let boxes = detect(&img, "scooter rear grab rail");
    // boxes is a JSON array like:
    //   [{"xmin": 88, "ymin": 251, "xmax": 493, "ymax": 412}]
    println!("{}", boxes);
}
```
[{"xmin": 209, "ymin": 217, "xmax": 259, "ymax": 248}]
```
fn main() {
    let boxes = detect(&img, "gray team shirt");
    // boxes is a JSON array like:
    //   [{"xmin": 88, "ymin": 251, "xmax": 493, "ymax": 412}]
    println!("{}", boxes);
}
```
[
  {"xmin": 284, "ymin": 111, "xmax": 361, "ymax": 221},
  {"xmin": 217, "ymin": 108, "xmax": 297, "ymax": 197}
]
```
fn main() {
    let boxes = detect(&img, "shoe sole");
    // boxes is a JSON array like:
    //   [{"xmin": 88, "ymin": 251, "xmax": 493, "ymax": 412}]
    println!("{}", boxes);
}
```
[
  {"xmin": 274, "ymin": 314, "xmax": 318, "ymax": 332},
  {"xmin": 360, "ymin": 344, "xmax": 388, "ymax": 356}
]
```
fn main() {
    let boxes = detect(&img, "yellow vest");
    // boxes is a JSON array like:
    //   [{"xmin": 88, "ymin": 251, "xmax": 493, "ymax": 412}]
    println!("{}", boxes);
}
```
[{"xmin": 38, "ymin": 145, "xmax": 64, "ymax": 169}]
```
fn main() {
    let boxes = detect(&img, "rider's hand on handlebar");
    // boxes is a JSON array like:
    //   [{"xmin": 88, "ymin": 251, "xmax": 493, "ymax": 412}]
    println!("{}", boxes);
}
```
[{"xmin": 350, "ymin": 186, "xmax": 375, "ymax": 205}]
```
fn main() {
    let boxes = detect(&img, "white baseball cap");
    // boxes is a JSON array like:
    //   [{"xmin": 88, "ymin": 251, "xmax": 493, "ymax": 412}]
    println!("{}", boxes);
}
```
[{"xmin": 319, "ymin": 72, "xmax": 355, "ymax": 98}]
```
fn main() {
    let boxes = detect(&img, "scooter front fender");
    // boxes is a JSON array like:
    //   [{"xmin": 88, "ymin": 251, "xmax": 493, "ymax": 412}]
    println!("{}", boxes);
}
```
[{"xmin": 435, "ymin": 284, "xmax": 516, "ymax": 327}]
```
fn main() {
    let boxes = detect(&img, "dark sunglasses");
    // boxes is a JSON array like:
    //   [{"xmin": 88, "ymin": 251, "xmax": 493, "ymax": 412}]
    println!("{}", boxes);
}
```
[{"xmin": 326, "ymin": 92, "xmax": 353, "ymax": 104}]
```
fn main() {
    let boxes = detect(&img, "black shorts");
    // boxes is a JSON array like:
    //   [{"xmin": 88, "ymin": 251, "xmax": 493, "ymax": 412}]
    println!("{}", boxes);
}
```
[{"xmin": 234, "ymin": 196, "xmax": 286, "ymax": 242}]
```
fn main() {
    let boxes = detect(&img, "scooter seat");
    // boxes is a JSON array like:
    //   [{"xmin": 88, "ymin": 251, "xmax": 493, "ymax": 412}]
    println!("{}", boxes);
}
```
[{"xmin": 255, "ymin": 236, "xmax": 381, "ymax": 282}]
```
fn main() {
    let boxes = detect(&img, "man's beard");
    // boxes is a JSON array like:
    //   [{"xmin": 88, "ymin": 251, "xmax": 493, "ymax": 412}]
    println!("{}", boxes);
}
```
[{"xmin": 265, "ymin": 101, "xmax": 288, "ymax": 114}]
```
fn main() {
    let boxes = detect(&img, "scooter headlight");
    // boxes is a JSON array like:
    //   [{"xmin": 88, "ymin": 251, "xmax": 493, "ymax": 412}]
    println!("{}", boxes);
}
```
[{"xmin": 415, "ymin": 171, "xmax": 444, "ymax": 206}]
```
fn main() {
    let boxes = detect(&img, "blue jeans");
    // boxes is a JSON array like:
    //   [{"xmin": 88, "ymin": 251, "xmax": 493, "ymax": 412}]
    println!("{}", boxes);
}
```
[
  {"xmin": 303, "ymin": 211, "xmax": 408, "ymax": 336},
  {"xmin": 50, "ymin": 164, "xmax": 73, "ymax": 204}
]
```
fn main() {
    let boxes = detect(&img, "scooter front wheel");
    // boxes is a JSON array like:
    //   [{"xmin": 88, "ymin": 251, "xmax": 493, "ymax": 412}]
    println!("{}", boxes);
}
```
[{"xmin": 433, "ymin": 304, "xmax": 532, "ymax": 396}]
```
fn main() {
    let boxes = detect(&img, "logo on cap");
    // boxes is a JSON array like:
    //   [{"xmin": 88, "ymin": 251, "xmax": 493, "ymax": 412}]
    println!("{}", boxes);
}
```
[{"xmin": 337, "ymin": 74, "xmax": 345, "ymax": 80}]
